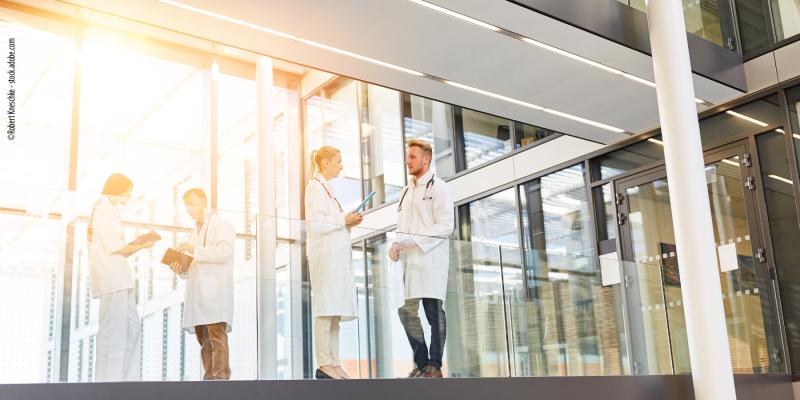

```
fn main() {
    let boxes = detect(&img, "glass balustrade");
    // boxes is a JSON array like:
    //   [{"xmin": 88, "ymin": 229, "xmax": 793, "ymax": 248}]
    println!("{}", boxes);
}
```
[{"xmin": 0, "ymin": 186, "xmax": 741, "ymax": 383}]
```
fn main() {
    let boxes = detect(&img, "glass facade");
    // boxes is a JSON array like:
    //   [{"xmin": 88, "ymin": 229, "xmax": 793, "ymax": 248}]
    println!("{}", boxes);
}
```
[
  {"xmin": 402, "ymin": 94, "xmax": 456, "ymax": 178},
  {"xmin": 618, "ymin": 0, "xmax": 800, "ymax": 57},
  {"xmin": 9, "ymin": 0, "xmax": 800, "ymax": 387}
]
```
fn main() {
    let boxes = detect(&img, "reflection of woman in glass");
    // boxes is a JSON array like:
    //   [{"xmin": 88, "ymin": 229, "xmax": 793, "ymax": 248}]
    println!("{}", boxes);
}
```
[
  {"xmin": 304, "ymin": 146, "xmax": 363, "ymax": 379},
  {"xmin": 88, "ymin": 173, "xmax": 155, "ymax": 381}
]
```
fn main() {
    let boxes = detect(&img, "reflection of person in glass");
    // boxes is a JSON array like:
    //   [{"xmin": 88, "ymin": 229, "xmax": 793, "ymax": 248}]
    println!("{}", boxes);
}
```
[
  {"xmin": 389, "ymin": 139, "xmax": 454, "ymax": 378},
  {"xmin": 305, "ymin": 146, "xmax": 363, "ymax": 379},
  {"xmin": 169, "ymin": 188, "xmax": 236, "ymax": 381},
  {"xmin": 89, "ymin": 173, "xmax": 155, "ymax": 382}
]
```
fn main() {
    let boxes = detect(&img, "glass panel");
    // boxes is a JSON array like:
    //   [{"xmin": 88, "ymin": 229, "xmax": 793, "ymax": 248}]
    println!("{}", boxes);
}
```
[
  {"xmin": 770, "ymin": 0, "xmax": 800, "ymax": 41},
  {"xmin": 734, "ymin": 0, "xmax": 772, "ymax": 56},
  {"xmin": 457, "ymin": 189, "xmax": 519, "ymax": 377},
  {"xmin": 594, "ymin": 183, "xmax": 617, "ymax": 242},
  {"xmin": 617, "ymin": 0, "xmax": 729, "ymax": 47},
  {"xmin": 756, "ymin": 129, "xmax": 800, "ymax": 373},
  {"xmin": 788, "ymin": 85, "xmax": 800, "ymax": 178},
  {"xmin": 403, "ymin": 94, "xmax": 455, "ymax": 178},
  {"xmin": 699, "ymin": 95, "xmax": 782, "ymax": 147},
  {"xmin": 364, "ymin": 234, "xmax": 413, "ymax": 377},
  {"xmin": 461, "ymin": 108, "xmax": 513, "ymax": 170},
  {"xmin": 217, "ymin": 71, "xmax": 256, "ymax": 228},
  {"xmin": 507, "ymin": 250, "xmax": 628, "ymax": 377},
  {"xmin": 447, "ymin": 240, "xmax": 510, "ymax": 377},
  {"xmin": 462, "ymin": 188, "xmax": 519, "ymax": 246},
  {"xmin": 361, "ymin": 84, "xmax": 405, "ymax": 208},
  {"xmin": 515, "ymin": 122, "xmax": 556, "ymax": 149},
  {"xmin": 520, "ymin": 164, "xmax": 594, "ymax": 257},
  {"xmin": 515, "ymin": 164, "xmax": 614, "ymax": 376},
  {"xmin": 304, "ymin": 79, "xmax": 362, "ymax": 211},
  {"xmin": 76, "ymin": 30, "xmax": 205, "ymax": 223},
  {"xmin": 0, "ymin": 20, "xmax": 73, "ymax": 207},
  {"xmin": 593, "ymin": 136, "xmax": 664, "ymax": 181},
  {"xmin": 0, "ymin": 214, "xmax": 64, "ymax": 383},
  {"xmin": 623, "ymin": 156, "xmax": 776, "ymax": 374}
]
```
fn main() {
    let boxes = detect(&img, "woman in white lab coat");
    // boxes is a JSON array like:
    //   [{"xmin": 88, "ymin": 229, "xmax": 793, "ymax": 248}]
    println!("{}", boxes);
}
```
[
  {"xmin": 88, "ymin": 173, "xmax": 155, "ymax": 382},
  {"xmin": 304, "ymin": 146, "xmax": 363, "ymax": 380}
]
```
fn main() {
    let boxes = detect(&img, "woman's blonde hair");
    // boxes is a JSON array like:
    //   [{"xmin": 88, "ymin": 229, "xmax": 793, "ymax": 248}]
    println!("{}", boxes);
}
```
[{"xmin": 308, "ymin": 146, "xmax": 341, "ymax": 179}]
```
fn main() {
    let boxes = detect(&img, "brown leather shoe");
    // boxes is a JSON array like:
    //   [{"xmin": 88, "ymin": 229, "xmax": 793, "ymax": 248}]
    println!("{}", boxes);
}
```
[
  {"xmin": 407, "ymin": 367, "xmax": 423, "ymax": 378},
  {"xmin": 420, "ymin": 365, "xmax": 443, "ymax": 378}
]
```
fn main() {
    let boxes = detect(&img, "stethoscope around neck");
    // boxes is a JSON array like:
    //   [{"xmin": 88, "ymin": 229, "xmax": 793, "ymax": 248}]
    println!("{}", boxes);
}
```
[{"xmin": 397, "ymin": 174, "xmax": 435, "ymax": 212}]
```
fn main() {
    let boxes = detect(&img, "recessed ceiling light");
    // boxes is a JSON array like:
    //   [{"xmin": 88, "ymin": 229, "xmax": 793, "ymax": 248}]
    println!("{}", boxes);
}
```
[
  {"xmin": 406, "ymin": 0, "xmax": 501, "ymax": 32},
  {"xmin": 159, "ymin": 0, "xmax": 628, "ymax": 134},
  {"xmin": 726, "ymin": 110, "xmax": 768, "ymax": 127},
  {"xmin": 444, "ymin": 80, "xmax": 625, "ymax": 133},
  {"xmin": 406, "ymin": 0, "xmax": 710, "ymax": 105},
  {"xmin": 768, "ymin": 174, "xmax": 793, "ymax": 185}
]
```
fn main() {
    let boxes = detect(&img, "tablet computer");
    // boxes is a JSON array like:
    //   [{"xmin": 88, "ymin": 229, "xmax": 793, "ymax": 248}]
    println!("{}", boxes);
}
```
[{"xmin": 355, "ymin": 191, "xmax": 376, "ymax": 212}]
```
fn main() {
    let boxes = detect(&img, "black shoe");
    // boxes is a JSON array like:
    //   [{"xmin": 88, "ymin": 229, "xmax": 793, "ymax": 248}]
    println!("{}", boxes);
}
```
[
  {"xmin": 407, "ymin": 367, "xmax": 423, "ymax": 378},
  {"xmin": 315, "ymin": 368, "xmax": 335, "ymax": 379}
]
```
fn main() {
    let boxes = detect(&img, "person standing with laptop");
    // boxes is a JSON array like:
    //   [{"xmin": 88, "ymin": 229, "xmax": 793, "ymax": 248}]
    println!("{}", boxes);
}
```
[
  {"xmin": 389, "ymin": 139, "xmax": 454, "ymax": 378},
  {"xmin": 305, "ymin": 146, "xmax": 363, "ymax": 379}
]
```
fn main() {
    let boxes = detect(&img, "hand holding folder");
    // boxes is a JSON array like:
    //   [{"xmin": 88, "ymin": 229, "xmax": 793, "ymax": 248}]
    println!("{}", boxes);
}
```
[
  {"xmin": 111, "ymin": 231, "xmax": 162, "ymax": 255},
  {"xmin": 161, "ymin": 248, "xmax": 194, "ymax": 274}
]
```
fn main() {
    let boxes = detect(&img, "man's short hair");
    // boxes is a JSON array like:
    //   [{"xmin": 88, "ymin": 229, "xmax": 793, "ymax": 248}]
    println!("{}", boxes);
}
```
[
  {"xmin": 182, "ymin": 188, "xmax": 207, "ymax": 203},
  {"xmin": 407, "ymin": 138, "xmax": 433, "ymax": 158}
]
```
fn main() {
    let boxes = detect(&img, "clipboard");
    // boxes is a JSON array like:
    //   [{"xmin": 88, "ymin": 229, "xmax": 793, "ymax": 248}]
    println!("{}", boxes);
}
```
[
  {"xmin": 111, "ymin": 231, "xmax": 162, "ymax": 255},
  {"xmin": 129, "ymin": 231, "xmax": 162, "ymax": 247},
  {"xmin": 161, "ymin": 248, "xmax": 194, "ymax": 269},
  {"xmin": 355, "ymin": 191, "xmax": 376, "ymax": 212}
]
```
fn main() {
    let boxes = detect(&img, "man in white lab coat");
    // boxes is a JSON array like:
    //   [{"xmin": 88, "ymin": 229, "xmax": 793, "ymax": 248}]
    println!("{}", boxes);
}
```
[
  {"xmin": 170, "ymin": 188, "xmax": 236, "ymax": 380},
  {"xmin": 389, "ymin": 139, "xmax": 454, "ymax": 378}
]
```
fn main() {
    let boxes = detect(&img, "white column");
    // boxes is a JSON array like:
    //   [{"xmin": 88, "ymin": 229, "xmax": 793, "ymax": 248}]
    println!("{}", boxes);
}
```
[
  {"xmin": 285, "ymin": 80, "xmax": 306, "ymax": 378},
  {"xmin": 645, "ymin": 2, "xmax": 736, "ymax": 399},
  {"xmin": 256, "ymin": 56, "xmax": 278, "ymax": 379},
  {"xmin": 201, "ymin": 63, "xmax": 217, "ymax": 205}
]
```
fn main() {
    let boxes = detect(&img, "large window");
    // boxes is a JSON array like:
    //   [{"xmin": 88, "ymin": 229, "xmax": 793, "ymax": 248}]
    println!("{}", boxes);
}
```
[
  {"xmin": 361, "ymin": 84, "xmax": 405, "ymax": 208},
  {"xmin": 459, "ymin": 108, "xmax": 513, "ymax": 170},
  {"xmin": 0, "ymin": 20, "xmax": 74, "ymax": 207},
  {"xmin": 770, "ymin": 0, "xmax": 800, "ymax": 41},
  {"xmin": 304, "ymin": 78, "xmax": 362, "ymax": 211},
  {"xmin": 76, "ymin": 29, "xmax": 206, "ymax": 219},
  {"xmin": 0, "ymin": 19, "xmax": 74, "ymax": 383},
  {"xmin": 514, "ymin": 164, "xmax": 624, "ymax": 377},
  {"xmin": 217, "ymin": 68, "xmax": 257, "ymax": 220},
  {"xmin": 403, "ymin": 94, "xmax": 456, "ymax": 178},
  {"xmin": 457, "ymin": 189, "xmax": 518, "ymax": 377}
]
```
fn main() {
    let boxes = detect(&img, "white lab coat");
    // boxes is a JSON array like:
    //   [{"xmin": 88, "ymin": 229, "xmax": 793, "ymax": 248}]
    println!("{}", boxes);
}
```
[
  {"xmin": 394, "ymin": 169, "xmax": 454, "ymax": 301},
  {"xmin": 304, "ymin": 175, "xmax": 358, "ymax": 321},
  {"xmin": 181, "ymin": 213, "xmax": 236, "ymax": 332},
  {"xmin": 89, "ymin": 198, "xmax": 135, "ymax": 298},
  {"xmin": 88, "ymin": 197, "xmax": 141, "ymax": 382}
]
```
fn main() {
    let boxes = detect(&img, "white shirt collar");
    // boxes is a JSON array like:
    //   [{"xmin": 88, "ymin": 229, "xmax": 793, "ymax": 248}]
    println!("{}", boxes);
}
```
[
  {"xmin": 412, "ymin": 169, "xmax": 434, "ymax": 187},
  {"xmin": 315, "ymin": 174, "xmax": 332, "ymax": 186}
]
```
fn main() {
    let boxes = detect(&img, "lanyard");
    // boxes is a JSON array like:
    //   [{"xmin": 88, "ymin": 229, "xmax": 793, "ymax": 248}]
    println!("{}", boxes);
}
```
[
  {"xmin": 315, "ymin": 178, "xmax": 343, "ymax": 212},
  {"xmin": 397, "ymin": 174, "xmax": 435, "ymax": 212}
]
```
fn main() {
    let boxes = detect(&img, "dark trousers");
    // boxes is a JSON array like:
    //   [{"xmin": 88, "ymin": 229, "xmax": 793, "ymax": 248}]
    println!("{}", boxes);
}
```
[{"xmin": 398, "ymin": 298, "xmax": 446, "ymax": 369}]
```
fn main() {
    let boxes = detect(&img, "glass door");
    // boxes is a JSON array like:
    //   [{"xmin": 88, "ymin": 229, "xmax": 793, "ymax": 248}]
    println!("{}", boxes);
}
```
[{"xmin": 615, "ymin": 141, "xmax": 784, "ymax": 374}]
